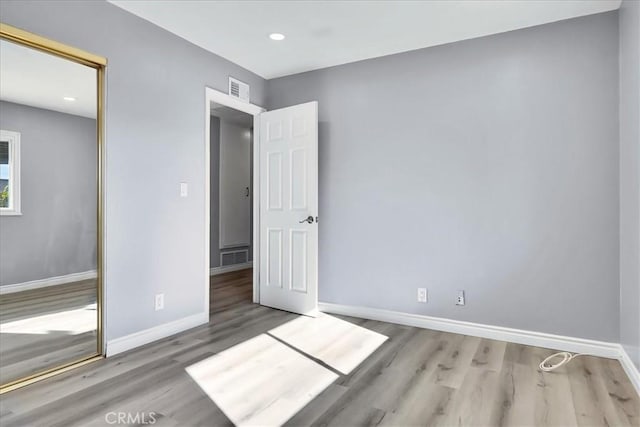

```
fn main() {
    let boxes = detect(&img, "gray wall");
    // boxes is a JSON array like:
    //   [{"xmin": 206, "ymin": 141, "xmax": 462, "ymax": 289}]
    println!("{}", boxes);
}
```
[
  {"xmin": 268, "ymin": 12, "xmax": 620, "ymax": 341},
  {"xmin": 0, "ymin": 101, "xmax": 97, "ymax": 285},
  {"xmin": 619, "ymin": 0, "xmax": 640, "ymax": 369},
  {"xmin": 209, "ymin": 115, "xmax": 253, "ymax": 269},
  {"xmin": 0, "ymin": 0, "xmax": 266, "ymax": 341}
]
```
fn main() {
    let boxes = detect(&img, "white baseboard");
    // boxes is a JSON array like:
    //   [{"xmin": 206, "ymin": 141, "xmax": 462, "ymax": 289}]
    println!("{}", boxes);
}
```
[
  {"xmin": 619, "ymin": 346, "xmax": 640, "ymax": 397},
  {"xmin": 106, "ymin": 311, "xmax": 208, "ymax": 356},
  {"xmin": 0, "ymin": 270, "xmax": 98, "ymax": 295},
  {"xmin": 209, "ymin": 261, "xmax": 253, "ymax": 276},
  {"xmin": 318, "ymin": 302, "xmax": 621, "ymax": 359}
]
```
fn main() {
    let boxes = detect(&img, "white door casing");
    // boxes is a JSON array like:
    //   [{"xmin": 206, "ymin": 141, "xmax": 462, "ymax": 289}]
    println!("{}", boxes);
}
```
[
  {"xmin": 205, "ymin": 87, "xmax": 264, "ymax": 314},
  {"xmin": 259, "ymin": 101, "xmax": 318, "ymax": 316}
]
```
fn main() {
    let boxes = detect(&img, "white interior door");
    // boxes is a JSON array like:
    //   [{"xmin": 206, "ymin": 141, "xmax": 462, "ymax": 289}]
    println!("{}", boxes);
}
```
[{"xmin": 259, "ymin": 101, "xmax": 318, "ymax": 316}]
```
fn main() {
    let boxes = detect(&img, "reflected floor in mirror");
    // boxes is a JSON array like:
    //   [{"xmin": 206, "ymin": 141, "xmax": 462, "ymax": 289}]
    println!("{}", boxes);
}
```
[{"xmin": 0, "ymin": 279, "xmax": 97, "ymax": 384}]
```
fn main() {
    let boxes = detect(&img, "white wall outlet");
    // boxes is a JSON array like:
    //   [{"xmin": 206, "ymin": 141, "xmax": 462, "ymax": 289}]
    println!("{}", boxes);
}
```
[
  {"xmin": 180, "ymin": 182, "xmax": 188, "ymax": 198},
  {"xmin": 417, "ymin": 288, "xmax": 427, "ymax": 303},
  {"xmin": 155, "ymin": 293, "xmax": 164, "ymax": 311},
  {"xmin": 456, "ymin": 290, "xmax": 465, "ymax": 306}
]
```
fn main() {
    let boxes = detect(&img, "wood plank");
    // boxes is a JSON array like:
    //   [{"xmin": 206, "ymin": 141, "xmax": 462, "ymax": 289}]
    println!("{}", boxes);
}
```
[
  {"xmin": 428, "ymin": 334, "xmax": 481, "ymax": 389},
  {"xmin": 471, "ymin": 338, "xmax": 507, "ymax": 372},
  {"xmin": 437, "ymin": 366, "xmax": 501, "ymax": 426},
  {"xmin": 567, "ymin": 355, "xmax": 622, "ymax": 426}
]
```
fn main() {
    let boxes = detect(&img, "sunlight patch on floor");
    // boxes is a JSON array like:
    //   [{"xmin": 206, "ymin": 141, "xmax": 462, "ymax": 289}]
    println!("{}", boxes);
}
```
[
  {"xmin": 186, "ymin": 314, "xmax": 389, "ymax": 426},
  {"xmin": 186, "ymin": 334, "xmax": 339, "ymax": 427},
  {"xmin": 0, "ymin": 303, "xmax": 97, "ymax": 335},
  {"xmin": 269, "ymin": 312, "xmax": 388, "ymax": 374}
]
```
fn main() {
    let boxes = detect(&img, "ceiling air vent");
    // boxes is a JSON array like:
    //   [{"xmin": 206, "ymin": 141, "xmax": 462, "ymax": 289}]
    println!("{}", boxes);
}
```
[{"xmin": 229, "ymin": 77, "xmax": 250, "ymax": 102}]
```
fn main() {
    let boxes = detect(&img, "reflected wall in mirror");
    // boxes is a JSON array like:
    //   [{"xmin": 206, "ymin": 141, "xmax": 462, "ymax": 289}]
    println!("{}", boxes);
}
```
[{"xmin": 0, "ymin": 35, "xmax": 101, "ymax": 387}]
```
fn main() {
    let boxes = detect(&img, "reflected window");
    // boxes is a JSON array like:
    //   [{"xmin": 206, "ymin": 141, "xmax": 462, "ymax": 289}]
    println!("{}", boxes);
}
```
[{"xmin": 0, "ymin": 130, "xmax": 20, "ymax": 215}]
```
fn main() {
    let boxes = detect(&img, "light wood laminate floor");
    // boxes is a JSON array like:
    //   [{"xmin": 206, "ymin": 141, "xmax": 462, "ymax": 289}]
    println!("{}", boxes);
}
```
[{"xmin": 0, "ymin": 269, "xmax": 638, "ymax": 426}]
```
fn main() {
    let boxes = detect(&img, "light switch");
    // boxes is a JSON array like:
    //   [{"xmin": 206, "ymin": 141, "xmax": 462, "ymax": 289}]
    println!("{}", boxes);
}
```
[{"xmin": 180, "ymin": 182, "xmax": 188, "ymax": 198}]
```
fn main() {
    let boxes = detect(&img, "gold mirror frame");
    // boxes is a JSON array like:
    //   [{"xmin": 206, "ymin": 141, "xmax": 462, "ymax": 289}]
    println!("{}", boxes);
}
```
[{"xmin": 0, "ymin": 23, "xmax": 106, "ymax": 394}]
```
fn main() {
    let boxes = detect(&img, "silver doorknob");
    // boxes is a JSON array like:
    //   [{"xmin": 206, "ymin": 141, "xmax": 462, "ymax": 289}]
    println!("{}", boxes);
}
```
[{"xmin": 299, "ymin": 216, "xmax": 314, "ymax": 224}]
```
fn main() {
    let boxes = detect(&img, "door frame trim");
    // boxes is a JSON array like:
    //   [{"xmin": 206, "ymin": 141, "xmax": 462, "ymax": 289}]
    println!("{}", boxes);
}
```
[{"xmin": 205, "ymin": 87, "xmax": 265, "ymax": 312}]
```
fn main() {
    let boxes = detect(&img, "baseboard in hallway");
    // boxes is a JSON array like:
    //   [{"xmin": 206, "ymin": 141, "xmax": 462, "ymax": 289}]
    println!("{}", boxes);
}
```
[{"xmin": 209, "ymin": 262, "xmax": 253, "ymax": 276}]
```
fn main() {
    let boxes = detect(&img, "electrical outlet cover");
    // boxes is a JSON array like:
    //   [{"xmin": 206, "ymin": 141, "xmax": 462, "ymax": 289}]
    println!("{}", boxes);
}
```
[
  {"xmin": 155, "ymin": 293, "xmax": 165, "ymax": 311},
  {"xmin": 417, "ymin": 288, "xmax": 427, "ymax": 303}
]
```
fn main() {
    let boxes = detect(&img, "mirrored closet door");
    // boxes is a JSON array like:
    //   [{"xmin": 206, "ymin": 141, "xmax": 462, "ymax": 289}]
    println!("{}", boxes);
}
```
[{"xmin": 0, "ymin": 24, "xmax": 105, "ymax": 391}]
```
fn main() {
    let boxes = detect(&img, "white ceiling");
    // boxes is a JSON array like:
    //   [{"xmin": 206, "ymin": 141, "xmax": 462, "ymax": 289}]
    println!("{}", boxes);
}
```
[
  {"xmin": 109, "ymin": 0, "xmax": 620, "ymax": 79},
  {"xmin": 0, "ymin": 40, "xmax": 96, "ymax": 119}
]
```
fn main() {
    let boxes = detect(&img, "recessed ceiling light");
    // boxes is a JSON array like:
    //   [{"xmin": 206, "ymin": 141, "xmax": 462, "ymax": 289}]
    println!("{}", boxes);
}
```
[
  {"xmin": 63, "ymin": 96, "xmax": 76, "ymax": 102},
  {"xmin": 269, "ymin": 33, "xmax": 285, "ymax": 41}
]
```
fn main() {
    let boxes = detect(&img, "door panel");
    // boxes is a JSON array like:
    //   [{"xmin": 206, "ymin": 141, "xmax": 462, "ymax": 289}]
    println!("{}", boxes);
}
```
[
  {"xmin": 290, "ymin": 230, "xmax": 308, "ymax": 292},
  {"xmin": 267, "ymin": 152, "xmax": 283, "ymax": 210},
  {"xmin": 290, "ymin": 149, "xmax": 307, "ymax": 210},
  {"xmin": 267, "ymin": 228, "xmax": 283, "ymax": 288},
  {"xmin": 259, "ymin": 102, "xmax": 318, "ymax": 315}
]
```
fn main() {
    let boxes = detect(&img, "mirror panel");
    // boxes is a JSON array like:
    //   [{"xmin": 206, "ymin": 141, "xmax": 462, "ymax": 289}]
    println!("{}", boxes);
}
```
[{"xmin": 0, "ymin": 38, "xmax": 100, "ymax": 386}]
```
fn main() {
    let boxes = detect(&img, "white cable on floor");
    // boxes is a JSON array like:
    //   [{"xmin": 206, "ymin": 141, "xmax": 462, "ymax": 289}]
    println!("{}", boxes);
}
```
[{"xmin": 539, "ymin": 351, "xmax": 586, "ymax": 372}]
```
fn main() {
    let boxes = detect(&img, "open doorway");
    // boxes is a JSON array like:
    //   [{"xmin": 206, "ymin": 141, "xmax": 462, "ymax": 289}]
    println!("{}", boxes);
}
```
[
  {"xmin": 205, "ymin": 87, "xmax": 319, "ymax": 319},
  {"xmin": 209, "ymin": 102, "xmax": 254, "ymax": 314},
  {"xmin": 205, "ymin": 88, "xmax": 264, "ymax": 317}
]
